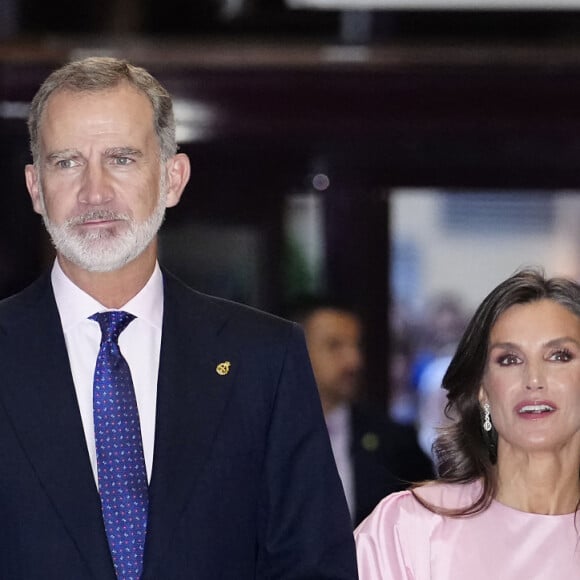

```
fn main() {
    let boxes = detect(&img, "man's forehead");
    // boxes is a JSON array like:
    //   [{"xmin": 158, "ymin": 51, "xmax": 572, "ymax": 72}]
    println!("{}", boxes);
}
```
[
  {"xmin": 43, "ymin": 82, "xmax": 152, "ymax": 115},
  {"xmin": 309, "ymin": 309, "xmax": 360, "ymax": 327},
  {"xmin": 39, "ymin": 85, "xmax": 155, "ymax": 139},
  {"xmin": 36, "ymin": 91, "xmax": 159, "ymax": 163}
]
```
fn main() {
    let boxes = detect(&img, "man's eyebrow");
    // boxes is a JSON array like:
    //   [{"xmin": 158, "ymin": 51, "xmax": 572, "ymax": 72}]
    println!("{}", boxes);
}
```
[
  {"xmin": 46, "ymin": 149, "xmax": 80, "ymax": 161},
  {"xmin": 104, "ymin": 147, "xmax": 143, "ymax": 157}
]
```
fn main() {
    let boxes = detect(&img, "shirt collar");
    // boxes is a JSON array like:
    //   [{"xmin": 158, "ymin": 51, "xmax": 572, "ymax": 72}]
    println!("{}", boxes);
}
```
[
  {"xmin": 325, "ymin": 402, "xmax": 351, "ymax": 436},
  {"xmin": 51, "ymin": 259, "xmax": 164, "ymax": 332}
]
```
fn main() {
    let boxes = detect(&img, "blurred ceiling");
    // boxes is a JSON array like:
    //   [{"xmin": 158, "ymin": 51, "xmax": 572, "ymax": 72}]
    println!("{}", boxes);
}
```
[{"xmin": 10, "ymin": 0, "xmax": 580, "ymax": 45}]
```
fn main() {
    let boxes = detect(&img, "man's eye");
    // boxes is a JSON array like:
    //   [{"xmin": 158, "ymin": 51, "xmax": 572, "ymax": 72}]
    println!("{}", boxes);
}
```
[
  {"xmin": 112, "ymin": 157, "xmax": 133, "ymax": 166},
  {"xmin": 56, "ymin": 159, "xmax": 78, "ymax": 169}
]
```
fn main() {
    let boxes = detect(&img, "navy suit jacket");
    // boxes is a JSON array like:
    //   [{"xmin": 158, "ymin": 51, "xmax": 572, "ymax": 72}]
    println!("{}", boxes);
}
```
[{"xmin": 0, "ymin": 270, "xmax": 357, "ymax": 579}]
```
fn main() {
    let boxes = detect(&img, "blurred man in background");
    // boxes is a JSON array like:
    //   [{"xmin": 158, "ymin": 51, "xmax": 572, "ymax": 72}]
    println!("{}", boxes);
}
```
[{"xmin": 290, "ymin": 297, "xmax": 434, "ymax": 526}]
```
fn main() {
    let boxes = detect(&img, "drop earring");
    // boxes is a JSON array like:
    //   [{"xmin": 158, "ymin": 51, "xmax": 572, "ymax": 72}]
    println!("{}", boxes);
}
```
[{"xmin": 483, "ymin": 402, "xmax": 492, "ymax": 432}]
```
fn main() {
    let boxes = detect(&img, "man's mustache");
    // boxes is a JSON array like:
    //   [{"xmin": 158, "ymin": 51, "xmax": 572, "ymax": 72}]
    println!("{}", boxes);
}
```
[{"xmin": 66, "ymin": 210, "xmax": 131, "ymax": 226}]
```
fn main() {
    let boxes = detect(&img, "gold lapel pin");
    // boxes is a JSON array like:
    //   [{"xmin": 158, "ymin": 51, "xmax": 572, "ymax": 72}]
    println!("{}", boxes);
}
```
[
  {"xmin": 361, "ymin": 432, "xmax": 380, "ymax": 452},
  {"xmin": 216, "ymin": 361, "xmax": 231, "ymax": 376}
]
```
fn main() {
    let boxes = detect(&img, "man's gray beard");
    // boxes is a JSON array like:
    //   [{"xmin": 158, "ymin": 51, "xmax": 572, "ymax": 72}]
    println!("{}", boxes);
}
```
[{"xmin": 39, "ymin": 183, "xmax": 167, "ymax": 273}]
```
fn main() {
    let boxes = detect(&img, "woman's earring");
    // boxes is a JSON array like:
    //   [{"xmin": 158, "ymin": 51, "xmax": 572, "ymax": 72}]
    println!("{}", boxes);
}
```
[{"xmin": 483, "ymin": 402, "xmax": 492, "ymax": 432}]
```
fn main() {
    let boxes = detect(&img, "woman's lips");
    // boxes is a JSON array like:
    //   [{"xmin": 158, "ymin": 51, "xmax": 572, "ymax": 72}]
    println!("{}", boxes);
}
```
[{"xmin": 514, "ymin": 400, "xmax": 557, "ymax": 419}]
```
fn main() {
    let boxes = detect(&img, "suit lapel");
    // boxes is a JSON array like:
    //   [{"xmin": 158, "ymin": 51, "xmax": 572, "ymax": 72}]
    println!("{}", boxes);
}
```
[
  {"xmin": 144, "ymin": 274, "xmax": 238, "ymax": 574},
  {"xmin": 0, "ymin": 276, "xmax": 115, "ymax": 579}
]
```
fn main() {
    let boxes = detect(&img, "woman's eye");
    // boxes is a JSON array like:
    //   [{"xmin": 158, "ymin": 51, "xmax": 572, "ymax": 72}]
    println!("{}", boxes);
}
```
[
  {"xmin": 498, "ymin": 354, "xmax": 520, "ymax": 366},
  {"xmin": 550, "ymin": 350, "xmax": 572, "ymax": 362}
]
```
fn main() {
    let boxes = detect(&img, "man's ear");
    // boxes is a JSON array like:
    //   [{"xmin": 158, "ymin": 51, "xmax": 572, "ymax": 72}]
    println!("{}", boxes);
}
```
[
  {"xmin": 164, "ymin": 153, "xmax": 191, "ymax": 208},
  {"xmin": 25, "ymin": 164, "xmax": 44, "ymax": 215}
]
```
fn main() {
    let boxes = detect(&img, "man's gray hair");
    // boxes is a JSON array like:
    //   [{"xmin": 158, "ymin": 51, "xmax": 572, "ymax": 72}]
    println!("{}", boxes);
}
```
[{"xmin": 28, "ymin": 56, "xmax": 177, "ymax": 163}]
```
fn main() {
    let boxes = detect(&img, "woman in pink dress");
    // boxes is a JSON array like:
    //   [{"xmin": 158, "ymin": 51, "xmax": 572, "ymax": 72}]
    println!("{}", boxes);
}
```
[{"xmin": 355, "ymin": 269, "xmax": 580, "ymax": 579}]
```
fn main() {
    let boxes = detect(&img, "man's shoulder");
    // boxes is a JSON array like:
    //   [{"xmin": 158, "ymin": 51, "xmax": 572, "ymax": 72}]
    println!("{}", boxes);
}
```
[
  {"xmin": 350, "ymin": 403, "xmax": 435, "ymax": 479},
  {"xmin": 0, "ymin": 273, "xmax": 52, "ymax": 321},
  {"xmin": 162, "ymin": 269, "xmax": 297, "ymax": 339},
  {"xmin": 351, "ymin": 404, "xmax": 414, "ymax": 436}
]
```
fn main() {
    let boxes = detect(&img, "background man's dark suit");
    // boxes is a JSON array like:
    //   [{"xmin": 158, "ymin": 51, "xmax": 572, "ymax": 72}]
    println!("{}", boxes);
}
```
[
  {"xmin": 351, "ymin": 404, "xmax": 434, "ymax": 526},
  {"xmin": 0, "ymin": 271, "xmax": 356, "ymax": 579}
]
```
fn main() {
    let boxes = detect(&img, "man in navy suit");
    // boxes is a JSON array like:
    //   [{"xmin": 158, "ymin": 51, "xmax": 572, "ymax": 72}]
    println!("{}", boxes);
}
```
[{"xmin": 0, "ymin": 56, "xmax": 356, "ymax": 578}]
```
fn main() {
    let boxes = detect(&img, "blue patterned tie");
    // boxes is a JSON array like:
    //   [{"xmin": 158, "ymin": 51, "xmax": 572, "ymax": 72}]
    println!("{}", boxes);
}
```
[{"xmin": 91, "ymin": 311, "xmax": 148, "ymax": 580}]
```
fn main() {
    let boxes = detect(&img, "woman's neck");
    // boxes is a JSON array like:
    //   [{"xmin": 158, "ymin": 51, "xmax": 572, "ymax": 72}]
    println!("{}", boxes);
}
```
[{"xmin": 495, "ymin": 446, "xmax": 580, "ymax": 515}]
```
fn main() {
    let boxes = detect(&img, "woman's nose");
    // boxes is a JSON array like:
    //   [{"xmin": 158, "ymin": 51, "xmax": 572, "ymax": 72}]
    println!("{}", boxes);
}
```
[{"xmin": 525, "ymin": 362, "xmax": 545, "ymax": 390}]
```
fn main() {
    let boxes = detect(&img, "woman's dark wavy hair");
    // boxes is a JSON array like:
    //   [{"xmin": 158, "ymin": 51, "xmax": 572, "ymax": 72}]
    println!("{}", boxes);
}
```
[{"xmin": 413, "ymin": 267, "xmax": 580, "ymax": 516}]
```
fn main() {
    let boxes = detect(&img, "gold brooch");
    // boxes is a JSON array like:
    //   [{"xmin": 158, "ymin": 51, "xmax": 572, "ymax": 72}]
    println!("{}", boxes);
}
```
[{"xmin": 216, "ymin": 361, "xmax": 231, "ymax": 376}]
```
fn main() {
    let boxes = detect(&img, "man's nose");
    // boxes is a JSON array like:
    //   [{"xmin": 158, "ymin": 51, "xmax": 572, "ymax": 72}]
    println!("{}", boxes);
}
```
[
  {"xmin": 78, "ymin": 163, "xmax": 114, "ymax": 205},
  {"xmin": 345, "ymin": 345, "xmax": 364, "ymax": 371}
]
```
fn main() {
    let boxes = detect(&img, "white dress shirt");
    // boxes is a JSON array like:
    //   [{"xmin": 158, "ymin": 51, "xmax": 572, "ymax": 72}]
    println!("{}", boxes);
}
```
[
  {"xmin": 51, "ymin": 260, "xmax": 163, "ymax": 485},
  {"xmin": 325, "ymin": 402, "xmax": 355, "ymax": 521}
]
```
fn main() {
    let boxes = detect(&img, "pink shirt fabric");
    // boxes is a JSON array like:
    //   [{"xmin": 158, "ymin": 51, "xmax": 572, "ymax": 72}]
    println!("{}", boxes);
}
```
[{"xmin": 355, "ymin": 480, "xmax": 580, "ymax": 579}]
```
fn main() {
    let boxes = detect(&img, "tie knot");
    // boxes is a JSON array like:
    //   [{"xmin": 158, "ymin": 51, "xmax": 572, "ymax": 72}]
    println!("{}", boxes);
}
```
[{"xmin": 90, "ymin": 311, "xmax": 135, "ymax": 343}]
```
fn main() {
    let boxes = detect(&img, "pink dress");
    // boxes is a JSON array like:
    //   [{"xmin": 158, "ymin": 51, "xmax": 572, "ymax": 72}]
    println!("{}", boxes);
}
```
[{"xmin": 355, "ymin": 480, "xmax": 580, "ymax": 579}]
